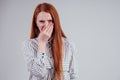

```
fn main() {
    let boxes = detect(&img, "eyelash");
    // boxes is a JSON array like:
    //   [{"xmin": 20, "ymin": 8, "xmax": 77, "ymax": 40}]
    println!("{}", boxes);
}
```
[
  {"xmin": 48, "ymin": 20, "xmax": 53, "ymax": 22},
  {"xmin": 39, "ymin": 20, "xmax": 53, "ymax": 23},
  {"xmin": 39, "ymin": 20, "xmax": 45, "ymax": 23}
]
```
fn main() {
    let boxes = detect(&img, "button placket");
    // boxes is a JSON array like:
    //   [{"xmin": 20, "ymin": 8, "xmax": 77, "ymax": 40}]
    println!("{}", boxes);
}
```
[{"xmin": 42, "ymin": 53, "xmax": 44, "ymax": 59}]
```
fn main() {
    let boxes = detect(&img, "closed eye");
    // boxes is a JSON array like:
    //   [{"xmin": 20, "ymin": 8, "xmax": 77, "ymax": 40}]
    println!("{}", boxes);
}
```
[
  {"xmin": 39, "ymin": 20, "xmax": 45, "ymax": 23},
  {"xmin": 48, "ymin": 20, "xmax": 53, "ymax": 23}
]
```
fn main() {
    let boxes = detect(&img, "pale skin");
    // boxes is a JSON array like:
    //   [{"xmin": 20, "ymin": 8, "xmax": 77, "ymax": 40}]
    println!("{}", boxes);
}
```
[{"xmin": 36, "ymin": 11, "xmax": 54, "ymax": 53}]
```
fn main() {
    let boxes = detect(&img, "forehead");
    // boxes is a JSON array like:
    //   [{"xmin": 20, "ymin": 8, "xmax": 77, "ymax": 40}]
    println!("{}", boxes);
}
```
[{"xmin": 37, "ymin": 12, "xmax": 52, "ymax": 20}]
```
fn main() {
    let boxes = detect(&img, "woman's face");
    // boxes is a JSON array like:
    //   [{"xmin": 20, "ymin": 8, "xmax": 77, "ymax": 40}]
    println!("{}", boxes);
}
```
[{"xmin": 36, "ymin": 11, "xmax": 53, "ymax": 32}]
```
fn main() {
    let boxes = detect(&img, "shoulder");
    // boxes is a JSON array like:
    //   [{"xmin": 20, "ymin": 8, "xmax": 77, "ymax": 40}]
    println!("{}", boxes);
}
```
[
  {"xmin": 22, "ymin": 38, "xmax": 33, "ymax": 45},
  {"xmin": 62, "ymin": 37, "xmax": 76, "ymax": 51},
  {"xmin": 22, "ymin": 38, "xmax": 37, "ymax": 48}
]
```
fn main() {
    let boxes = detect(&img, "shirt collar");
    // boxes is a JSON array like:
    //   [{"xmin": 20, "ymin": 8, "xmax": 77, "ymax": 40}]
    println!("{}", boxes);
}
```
[{"xmin": 35, "ymin": 37, "xmax": 53, "ymax": 46}]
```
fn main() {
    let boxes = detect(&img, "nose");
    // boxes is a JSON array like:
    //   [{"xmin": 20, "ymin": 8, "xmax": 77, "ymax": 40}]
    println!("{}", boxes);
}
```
[{"xmin": 44, "ymin": 21, "xmax": 49, "ymax": 26}]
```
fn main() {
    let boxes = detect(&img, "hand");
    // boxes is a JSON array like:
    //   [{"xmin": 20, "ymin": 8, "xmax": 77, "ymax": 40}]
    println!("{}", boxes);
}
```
[{"xmin": 38, "ymin": 23, "xmax": 54, "ymax": 43}]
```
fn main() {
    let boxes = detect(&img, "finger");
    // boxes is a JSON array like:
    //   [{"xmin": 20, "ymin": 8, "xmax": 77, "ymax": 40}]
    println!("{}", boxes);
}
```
[
  {"xmin": 48, "ymin": 23, "xmax": 54, "ymax": 34},
  {"xmin": 44, "ymin": 23, "xmax": 50, "ymax": 32},
  {"xmin": 49, "ymin": 26, "xmax": 54, "ymax": 35},
  {"xmin": 46, "ymin": 23, "xmax": 52, "ymax": 32},
  {"xmin": 45, "ymin": 23, "xmax": 51, "ymax": 32},
  {"xmin": 41, "ymin": 25, "xmax": 46, "ymax": 31}
]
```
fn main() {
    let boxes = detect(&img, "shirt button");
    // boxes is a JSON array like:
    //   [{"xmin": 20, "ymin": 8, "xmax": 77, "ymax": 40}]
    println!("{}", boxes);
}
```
[
  {"xmin": 42, "ymin": 53, "xmax": 44, "ymax": 58},
  {"xmin": 42, "ymin": 56, "xmax": 44, "ymax": 58},
  {"xmin": 42, "ymin": 53, "xmax": 44, "ymax": 55}
]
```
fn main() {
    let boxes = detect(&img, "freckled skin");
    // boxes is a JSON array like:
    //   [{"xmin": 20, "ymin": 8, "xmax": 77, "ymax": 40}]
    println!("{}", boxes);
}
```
[
  {"xmin": 36, "ymin": 12, "xmax": 54, "ymax": 52},
  {"xmin": 36, "ymin": 12, "xmax": 53, "ymax": 32}
]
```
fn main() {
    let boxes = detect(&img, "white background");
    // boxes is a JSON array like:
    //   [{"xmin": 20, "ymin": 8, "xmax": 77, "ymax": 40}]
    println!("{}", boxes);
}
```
[{"xmin": 0, "ymin": 0, "xmax": 120, "ymax": 80}]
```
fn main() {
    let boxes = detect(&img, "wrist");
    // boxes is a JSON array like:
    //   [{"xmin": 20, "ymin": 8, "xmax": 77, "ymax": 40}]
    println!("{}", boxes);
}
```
[
  {"xmin": 38, "ymin": 41, "xmax": 46, "ymax": 53},
  {"xmin": 38, "ymin": 38, "xmax": 47, "ymax": 43}
]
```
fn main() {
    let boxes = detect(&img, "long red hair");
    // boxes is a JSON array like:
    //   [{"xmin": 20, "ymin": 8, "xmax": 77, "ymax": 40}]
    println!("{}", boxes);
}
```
[{"xmin": 30, "ymin": 2, "xmax": 66, "ymax": 79}]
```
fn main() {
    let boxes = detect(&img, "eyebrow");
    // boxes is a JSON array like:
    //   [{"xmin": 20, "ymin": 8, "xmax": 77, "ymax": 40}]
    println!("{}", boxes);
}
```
[
  {"xmin": 40, "ymin": 19, "xmax": 53, "ymax": 21},
  {"xmin": 39, "ymin": 19, "xmax": 53, "ymax": 21}
]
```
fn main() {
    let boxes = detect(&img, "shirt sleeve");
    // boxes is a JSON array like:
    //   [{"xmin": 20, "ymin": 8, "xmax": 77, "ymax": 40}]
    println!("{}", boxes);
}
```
[
  {"xmin": 69, "ymin": 41, "xmax": 80, "ymax": 80},
  {"xmin": 21, "ymin": 39, "xmax": 52, "ymax": 78}
]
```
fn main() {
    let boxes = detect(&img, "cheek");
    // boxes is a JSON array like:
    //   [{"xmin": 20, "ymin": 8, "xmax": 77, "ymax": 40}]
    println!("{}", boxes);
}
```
[{"xmin": 36, "ymin": 22, "xmax": 43, "ymax": 30}]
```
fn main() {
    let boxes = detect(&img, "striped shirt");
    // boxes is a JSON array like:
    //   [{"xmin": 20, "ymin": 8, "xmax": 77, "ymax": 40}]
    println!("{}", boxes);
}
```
[{"xmin": 22, "ymin": 37, "xmax": 79, "ymax": 80}]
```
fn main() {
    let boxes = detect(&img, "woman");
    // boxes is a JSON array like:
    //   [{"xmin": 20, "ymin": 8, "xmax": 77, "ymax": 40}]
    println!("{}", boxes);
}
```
[{"xmin": 22, "ymin": 2, "xmax": 79, "ymax": 80}]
